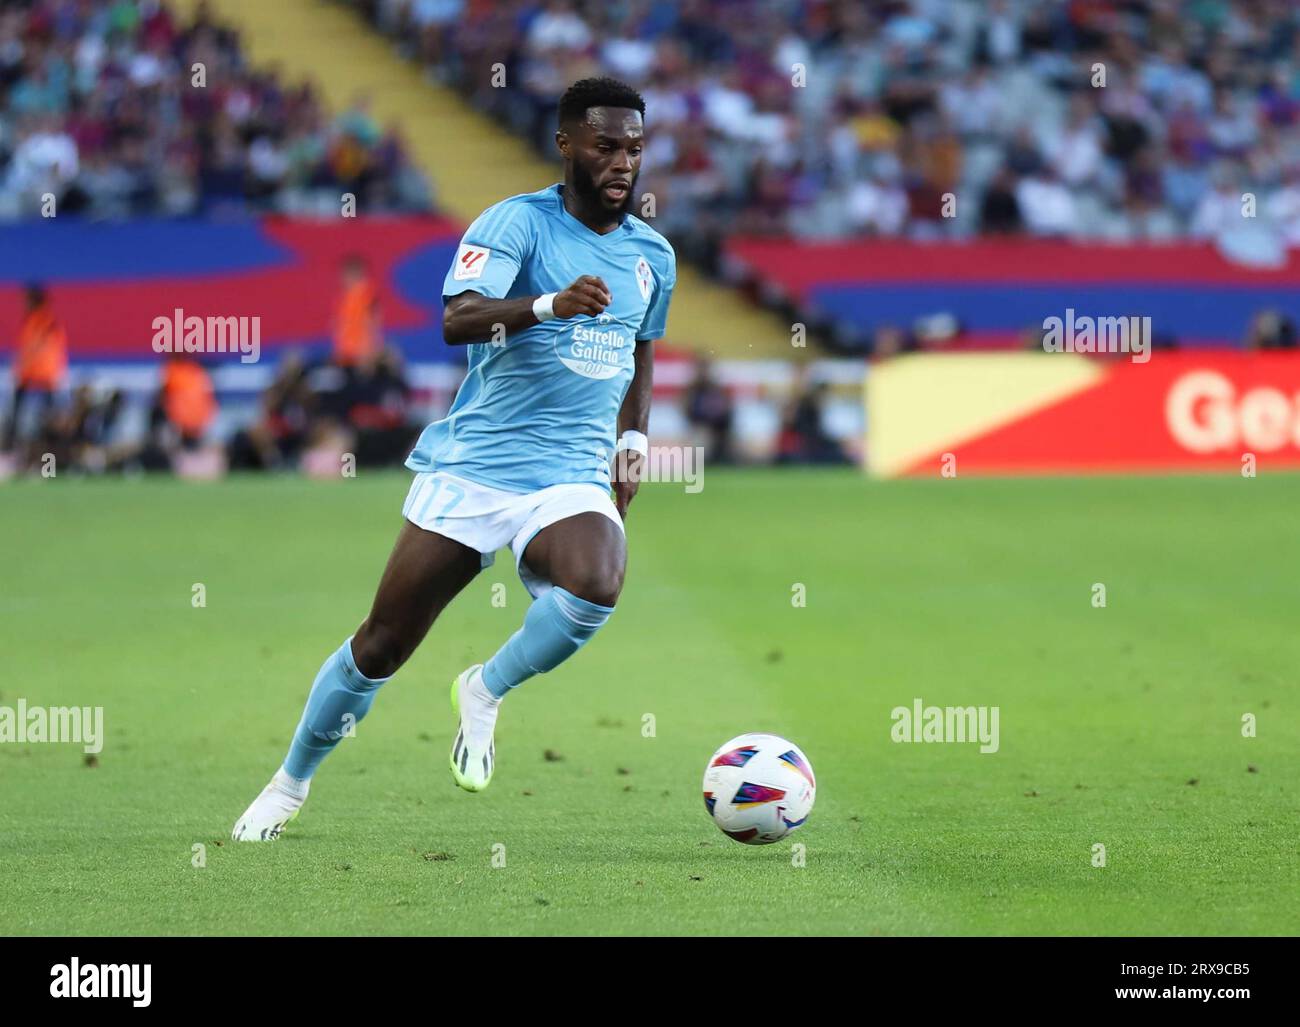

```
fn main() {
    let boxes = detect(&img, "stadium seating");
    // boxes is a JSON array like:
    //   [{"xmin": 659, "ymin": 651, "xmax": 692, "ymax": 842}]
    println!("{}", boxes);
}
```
[{"xmin": 0, "ymin": 0, "xmax": 430, "ymax": 219}]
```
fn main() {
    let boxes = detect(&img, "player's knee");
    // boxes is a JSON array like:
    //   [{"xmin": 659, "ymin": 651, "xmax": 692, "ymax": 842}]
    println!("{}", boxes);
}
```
[
  {"xmin": 351, "ymin": 618, "xmax": 412, "ymax": 680},
  {"xmin": 558, "ymin": 562, "xmax": 624, "ymax": 609}
]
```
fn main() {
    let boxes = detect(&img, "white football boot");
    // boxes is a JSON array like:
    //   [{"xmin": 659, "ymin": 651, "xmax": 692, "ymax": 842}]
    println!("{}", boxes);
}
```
[
  {"xmin": 449, "ymin": 664, "xmax": 499, "ymax": 792},
  {"xmin": 231, "ymin": 768, "xmax": 309, "ymax": 841}
]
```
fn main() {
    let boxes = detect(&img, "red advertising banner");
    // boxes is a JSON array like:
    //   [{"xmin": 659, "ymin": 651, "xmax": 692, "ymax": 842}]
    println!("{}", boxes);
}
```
[{"xmin": 868, "ymin": 351, "xmax": 1300, "ymax": 477}]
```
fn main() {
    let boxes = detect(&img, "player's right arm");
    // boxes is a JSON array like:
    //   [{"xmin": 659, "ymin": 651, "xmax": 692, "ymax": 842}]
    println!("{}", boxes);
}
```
[
  {"xmin": 443, "ymin": 277, "xmax": 612, "ymax": 345},
  {"xmin": 441, "ymin": 199, "xmax": 611, "ymax": 345}
]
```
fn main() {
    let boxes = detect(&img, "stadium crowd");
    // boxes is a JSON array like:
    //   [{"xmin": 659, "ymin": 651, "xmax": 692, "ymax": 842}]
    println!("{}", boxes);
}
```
[
  {"xmin": 0, "ymin": 259, "xmax": 423, "ymax": 477},
  {"xmin": 0, "ymin": 0, "xmax": 431, "ymax": 219},
  {"xmin": 357, "ymin": 0, "xmax": 1300, "ymax": 264},
  {"xmin": 1, "ymin": 265, "xmax": 851, "ymax": 477},
  {"xmin": 7, "ymin": 0, "xmax": 1299, "ymax": 477}
]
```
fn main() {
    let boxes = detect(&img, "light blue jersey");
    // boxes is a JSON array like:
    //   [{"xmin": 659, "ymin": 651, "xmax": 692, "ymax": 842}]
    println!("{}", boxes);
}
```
[{"xmin": 406, "ymin": 183, "xmax": 676, "ymax": 493}]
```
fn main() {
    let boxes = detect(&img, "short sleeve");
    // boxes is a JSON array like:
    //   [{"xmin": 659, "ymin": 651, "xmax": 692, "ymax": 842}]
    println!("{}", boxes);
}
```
[
  {"xmin": 442, "ymin": 201, "xmax": 532, "ymax": 301},
  {"xmin": 636, "ymin": 245, "xmax": 676, "ymax": 342}
]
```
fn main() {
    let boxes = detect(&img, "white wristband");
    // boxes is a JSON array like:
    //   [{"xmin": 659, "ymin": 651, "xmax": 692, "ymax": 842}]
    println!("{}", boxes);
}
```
[
  {"xmin": 532, "ymin": 293, "xmax": 557, "ymax": 322},
  {"xmin": 616, "ymin": 430, "xmax": 649, "ymax": 457}
]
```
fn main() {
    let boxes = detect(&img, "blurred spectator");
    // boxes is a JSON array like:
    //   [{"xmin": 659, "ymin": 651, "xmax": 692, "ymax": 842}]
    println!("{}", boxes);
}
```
[
  {"xmin": 847, "ymin": 162, "xmax": 909, "ymax": 236},
  {"xmin": 1266, "ymin": 164, "xmax": 1300, "ymax": 244},
  {"xmin": 1246, "ymin": 309, "xmax": 1298, "ymax": 350},
  {"xmin": 332, "ymin": 255, "xmax": 383, "ymax": 369},
  {"xmin": 74, "ymin": 386, "xmax": 128, "ymax": 473},
  {"xmin": 979, "ymin": 167, "xmax": 1022, "ymax": 234},
  {"xmin": 774, "ymin": 371, "xmax": 848, "ymax": 466},
  {"xmin": 1016, "ymin": 168, "xmax": 1078, "ymax": 237},
  {"xmin": 1190, "ymin": 164, "xmax": 1246, "ymax": 238},
  {"xmin": 39, "ymin": 383, "xmax": 126, "ymax": 475},
  {"xmin": 152, "ymin": 353, "xmax": 216, "ymax": 447},
  {"xmin": 1047, "ymin": 96, "xmax": 1106, "ymax": 190},
  {"xmin": 344, "ymin": 345, "xmax": 417, "ymax": 465},
  {"xmin": 137, "ymin": 355, "xmax": 222, "ymax": 477},
  {"xmin": 4, "ymin": 283, "xmax": 67, "ymax": 452},
  {"xmin": 227, "ymin": 353, "xmax": 313, "ymax": 470},
  {"xmin": 684, "ymin": 358, "xmax": 734, "ymax": 464},
  {"xmin": 5, "ymin": 115, "xmax": 79, "ymax": 200},
  {"xmin": 296, "ymin": 344, "xmax": 416, "ymax": 473}
]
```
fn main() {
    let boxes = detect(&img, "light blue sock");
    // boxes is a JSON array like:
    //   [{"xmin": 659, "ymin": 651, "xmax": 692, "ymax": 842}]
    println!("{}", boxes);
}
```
[
  {"xmin": 481, "ymin": 587, "xmax": 614, "ymax": 697},
  {"xmin": 282, "ymin": 636, "xmax": 390, "ymax": 780}
]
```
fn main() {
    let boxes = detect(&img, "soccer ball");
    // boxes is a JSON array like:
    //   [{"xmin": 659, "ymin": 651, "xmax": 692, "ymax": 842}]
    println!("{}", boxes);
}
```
[{"xmin": 702, "ymin": 733, "xmax": 816, "ymax": 845}]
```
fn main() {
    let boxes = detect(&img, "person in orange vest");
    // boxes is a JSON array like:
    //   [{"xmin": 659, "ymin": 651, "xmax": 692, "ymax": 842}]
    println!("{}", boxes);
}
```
[
  {"xmin": 331, "ymin": 255, "xmax": 382, "ymax": 368},
  {"xmin": 157, "ymin": 354, "xmax": 217, "ymax": 446},
  {"xmin": 4, "ymin": 283, "xmax": 68, "ymax": 452}
]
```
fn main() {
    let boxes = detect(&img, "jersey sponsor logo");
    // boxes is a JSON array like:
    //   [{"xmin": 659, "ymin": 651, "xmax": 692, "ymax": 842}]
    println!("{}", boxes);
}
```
[
  {"xmin": 556, "ymin": 312, "xmax": 634, "ymax": 380},
  {"xmin": 634, "ymin": 255, "xmax": 653, "ymax": 302},
  {"xmin": 453, "ymin": 243, "xmax": 491, "ymax": 280}
]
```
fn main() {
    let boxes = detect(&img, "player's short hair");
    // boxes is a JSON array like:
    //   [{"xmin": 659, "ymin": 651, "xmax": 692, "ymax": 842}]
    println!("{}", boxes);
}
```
[{"xmin": 558, "ymin": 77, "xmax": 646, "ymax": 129}]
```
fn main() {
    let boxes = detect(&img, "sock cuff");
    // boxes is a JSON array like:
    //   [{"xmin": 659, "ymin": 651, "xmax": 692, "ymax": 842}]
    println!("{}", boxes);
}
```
[
  {"xmin": 274, "ymin": 766, "xmax": 311, "ymax": 798},
  {"xmin": 551, "ymin": 587, "xmax": 615, "ymax": 630},
  {"xmin": 340, "ymin": 636, "xmax": 392, "ymax": 690}
]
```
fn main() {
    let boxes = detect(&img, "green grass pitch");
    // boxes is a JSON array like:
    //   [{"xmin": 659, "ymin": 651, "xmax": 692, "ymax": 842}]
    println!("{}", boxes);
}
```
[{"xmin": 2, "ymin": 469, "xmax": 1296, "ymax": 935}]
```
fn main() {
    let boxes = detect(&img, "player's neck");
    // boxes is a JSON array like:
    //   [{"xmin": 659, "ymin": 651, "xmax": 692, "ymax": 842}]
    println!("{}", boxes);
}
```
[{"xmin": 560, "ymin": 183, "xmax": 621, "ymax": 236}]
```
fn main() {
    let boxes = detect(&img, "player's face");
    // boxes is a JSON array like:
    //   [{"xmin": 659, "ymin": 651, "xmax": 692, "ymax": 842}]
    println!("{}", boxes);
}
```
[{"xmin": 565, "ymin": 107, "xmax": 643, "ymax": 215}]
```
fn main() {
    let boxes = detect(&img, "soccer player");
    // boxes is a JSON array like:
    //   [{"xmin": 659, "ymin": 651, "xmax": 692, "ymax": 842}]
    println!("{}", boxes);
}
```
[{"xmin": 234, "ymin": 77, "xmax": 675, "ymax": 840}]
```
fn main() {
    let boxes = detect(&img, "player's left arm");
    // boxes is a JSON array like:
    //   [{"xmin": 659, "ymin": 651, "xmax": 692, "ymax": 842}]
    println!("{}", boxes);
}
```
[
  {"xmin": 613, "ymin": 339, "xmax": 653, "ymax": 519},
  {"xmin": 614, "ymin": 245, "xmax": 675, "ymax": 519}
]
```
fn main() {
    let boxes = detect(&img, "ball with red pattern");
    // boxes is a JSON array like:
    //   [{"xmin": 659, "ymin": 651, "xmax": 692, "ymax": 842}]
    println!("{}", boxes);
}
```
[{"xmin": 702, "ymin": 732, "xmax": 816, "ymax": 845}]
